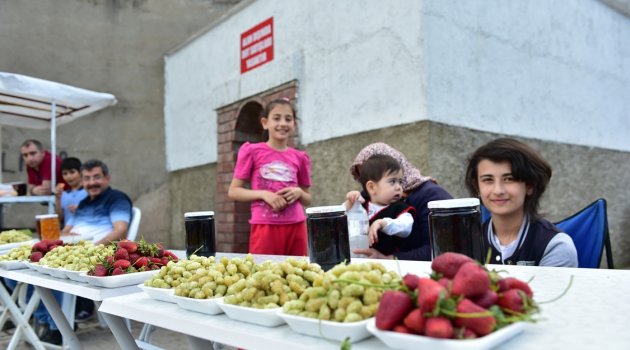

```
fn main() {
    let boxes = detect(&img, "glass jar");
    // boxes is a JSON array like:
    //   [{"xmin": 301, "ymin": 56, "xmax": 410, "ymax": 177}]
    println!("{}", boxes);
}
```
[
  {"xmin": 427, "ymin": 198, "xmax": 483, "ymax": 263},
  {"xmin": 184, "ymin": 211, "xmax": 216, "ymax": 258},
  {"xmin": 305, "ymin": 205, "xmax": 351, "ymax": 270}
]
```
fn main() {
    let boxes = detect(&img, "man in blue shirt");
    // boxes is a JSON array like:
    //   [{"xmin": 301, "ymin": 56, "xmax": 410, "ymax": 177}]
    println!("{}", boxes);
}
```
[{"xmin": 61, "ymin": 159, "xmax": 132, "ymax": 245}]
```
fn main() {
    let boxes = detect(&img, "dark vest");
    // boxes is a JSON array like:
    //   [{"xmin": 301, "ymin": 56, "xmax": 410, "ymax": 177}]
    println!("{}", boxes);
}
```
[
  {"xmin": 483, "ymin": 218, "xmax": 560, "ymax": 266},
  {"xmin": 367, "ymin": 201, "xmax": 416, "ymax": 256}
]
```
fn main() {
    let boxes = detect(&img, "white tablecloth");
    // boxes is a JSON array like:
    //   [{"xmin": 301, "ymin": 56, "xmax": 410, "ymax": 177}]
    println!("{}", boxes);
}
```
[{"xmin": 99, "ymin": 258, "xmax": 630, "ymax": 350}]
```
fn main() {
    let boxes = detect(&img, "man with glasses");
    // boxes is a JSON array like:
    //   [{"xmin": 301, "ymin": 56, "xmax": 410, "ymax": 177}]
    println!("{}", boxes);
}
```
[{"xmin": 60, "ymin": 159, "xmax": 132, "ymax": 245}]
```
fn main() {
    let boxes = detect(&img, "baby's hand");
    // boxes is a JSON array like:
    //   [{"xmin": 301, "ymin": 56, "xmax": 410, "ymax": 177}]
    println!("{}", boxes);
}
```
[
  {"xmin": 368, "ymin": 219, "xmax": 386, "ymax": 245},
  {"xmin": 344, "ymin": 191, "xmax": 364, "ymax": 209}
]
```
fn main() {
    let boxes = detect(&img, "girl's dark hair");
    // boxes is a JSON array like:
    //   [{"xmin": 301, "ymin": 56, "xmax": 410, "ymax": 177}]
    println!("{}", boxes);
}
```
[
  {"xmin": 260, "ymin": 98, "xmax": 296, "ymax": 140},
  {"xmin": 359, "ymin": 154, "xmax": 401, "ymax": 193},
  {"xmin": 464, "ymin": 138, "xmax": 552, "ymax": 218}
]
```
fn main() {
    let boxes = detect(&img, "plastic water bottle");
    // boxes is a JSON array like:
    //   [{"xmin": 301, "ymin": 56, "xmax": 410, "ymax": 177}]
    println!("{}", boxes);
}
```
[{"xmin": 347, "ymin": 201, "xmax": 369, "ymax": 258}]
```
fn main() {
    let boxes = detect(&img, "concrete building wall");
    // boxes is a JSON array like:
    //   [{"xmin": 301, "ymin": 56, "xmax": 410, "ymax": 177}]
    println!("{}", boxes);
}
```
[
  {"xmin": 165, "ymin": 0, "xmax": 630, "ymax": 171},
  {"xmin": 0, "ymin": 0, "xmax": 240, "ymax": 245},
  {"xmin": 165, "ymin": 0, "xmax": 630, "ymax": 266}
]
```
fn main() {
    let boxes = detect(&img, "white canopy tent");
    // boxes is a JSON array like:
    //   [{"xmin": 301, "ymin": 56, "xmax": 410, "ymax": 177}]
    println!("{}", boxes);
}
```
[{"xmin": 0, "ymin": 72, "xmax": 117, "ymax": 212}]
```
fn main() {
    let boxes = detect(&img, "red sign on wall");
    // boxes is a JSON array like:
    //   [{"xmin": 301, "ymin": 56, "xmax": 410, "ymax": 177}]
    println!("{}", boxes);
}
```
[{"xmin": 240, "ymin": 17, "xmax": 274, "ymax": 74}]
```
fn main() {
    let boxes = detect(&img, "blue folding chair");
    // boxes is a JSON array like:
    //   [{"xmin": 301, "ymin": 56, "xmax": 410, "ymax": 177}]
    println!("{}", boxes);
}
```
[
  {"xmin": 554, "ymin": 198, "xmax": 614, "ymax": 269},
  {"xmin": 480, "ymin": 198, "xmax": 614, "ymax": 269}
]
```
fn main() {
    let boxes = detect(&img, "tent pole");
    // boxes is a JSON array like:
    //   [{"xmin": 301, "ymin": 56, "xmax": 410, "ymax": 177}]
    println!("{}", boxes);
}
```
[{"xmin": 50, "ymin": 99, "xmax": 56, "ymax": 214}]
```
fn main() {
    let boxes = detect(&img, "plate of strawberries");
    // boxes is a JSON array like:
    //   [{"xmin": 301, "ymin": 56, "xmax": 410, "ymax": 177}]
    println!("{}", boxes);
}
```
[
  {"xmin": 369, "ymin": 252, "xmax": 538, "ymax": 350},
  {"xmin": 82, "ymin": 239, "xmax": 178, "ymax": 288}
]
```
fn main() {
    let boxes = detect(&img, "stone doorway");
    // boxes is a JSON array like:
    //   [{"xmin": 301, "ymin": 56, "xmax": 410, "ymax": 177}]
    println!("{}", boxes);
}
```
[{"xmin": 214, "ymin": 81, "xmax": 298, "ymax": 252}]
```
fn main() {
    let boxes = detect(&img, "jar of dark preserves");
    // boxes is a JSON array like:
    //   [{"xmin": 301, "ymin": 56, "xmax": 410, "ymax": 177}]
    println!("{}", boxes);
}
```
[
  {"xmin": 306, "ymin": 205, "xmax": 351, "ymax": 271},
  {"xmin": 184, "ymin": 211, "xmax": 216, "ymax": 258},
  {"xmin": 427, "ymin": 198, "xmax": 483, "ymax": 263}
]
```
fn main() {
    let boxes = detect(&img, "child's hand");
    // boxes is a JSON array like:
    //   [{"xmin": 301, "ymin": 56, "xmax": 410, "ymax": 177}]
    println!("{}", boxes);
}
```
[
  {"xmin": 276, "ymin": 187, "xmax": 302, "ymax": 205},
  {"xmin": 54, "ymin": 183, "xmax": 65, "ymax": 198},
  {"xmin": 344, "ymin": 191, "xmax": 364, "ymax": 210},
  {"xmin": 368, "ymin": 219, "xmax": 386, "ymax": 245},
  {"xmin": 68, "ymin": 205, "xmax": 78, "ymax": 213},
  {"xmin": 262, "ymin": 191, "xmax": 288, "ymax": 212}
]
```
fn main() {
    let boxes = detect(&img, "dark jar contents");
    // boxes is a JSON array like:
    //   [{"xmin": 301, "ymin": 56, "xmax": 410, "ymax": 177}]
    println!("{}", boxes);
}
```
[
  {"xmin": 428, "ymin": 198, "xmax": 483, "ymax": 263},
  {"xmin": 184, "ymin": 211, "xmax": 216, "ymax": 258},
  {"xmin": 306, "ymin": 206, "xmax": 351, "ymax": 271}
]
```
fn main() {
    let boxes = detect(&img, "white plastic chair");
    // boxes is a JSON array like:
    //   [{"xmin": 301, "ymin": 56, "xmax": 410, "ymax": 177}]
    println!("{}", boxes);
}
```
[{"xmin": 126, "ymin": 207, "xmax": 142, "ymax": 242}]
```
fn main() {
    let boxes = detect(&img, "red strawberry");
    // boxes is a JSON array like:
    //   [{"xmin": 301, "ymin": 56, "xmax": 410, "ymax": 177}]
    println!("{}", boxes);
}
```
[
  {"xmin": 417, "ymin": 277, "xmax": 447, "ymax": 313},
  {"xmin": 149, "ymin": 257, "xmax": 162, "ymax": 265},
  {"xmin": 48, "ymin": 245, "xmax": 59, "ymax": 251},
  {"xmin": 162, "ymin": 250, "xmax": 179, "ymax": 262},
  {"xmin": 161, "ymin": 257, "xmax": 170, "ymax": 266},
  {"xmin": 106, "ymin": 256, "xmax": 115, "ymax": 265},
  {"xmin": 113, "ymin": 259, "xmax": 131, "ymax": 270},
  {"xmin": 375, "ymin": 291, "xmax": 414, "ymax": 330},
  {"xmin": 424, "ymin": 317, "xmax": 453, "ymax": 339},
  {"xmin": 497, "ymin": 277, "xmax": 533, "ymax": 298},
  {"xmin": 431, "ymin": 252, "xmax": 474, "ymax": 278},
  {"xmin": 29, "ymin": 251, "xmax": 43, "ymax": 262},
  {"xmin": 52, "ymin": 239, "xmax": 64, "ymax": 246},
  {"xmin": 128, "ymin": 253, "xmax": 140, "ymax": 264},
  {"xmin": 133, "ymin": 257, "xmax": 149, "ymax": 268},
  {"xmin": 455, "ymin": 299, "xmax": 496, "ymax": 336},
  {"xmin": 117, "ymin": 240, "xmax": 138, "ymax": 253},
  {"xmin": 111, "ymin": 267, "xmax": 124, "ymax": 275},
  {"xmin": 498, "ymin": 289, "xmax": 531, "ymax": 313},
  {"xmin": 114, "ymin": 248, "xmax": 130, "ymax": 261},
  {"xmin": 402, "ymin": 273, "xmax": 420, "ymax": 290},
  {"xmin": 451, "ymin": 262, "xmax": 490, "ymax": 298},
  {"xmin": 403, "ymin": 308, "xmax": 425, "ymax": 334},
  {"xmin": 437, "ymin": 277, "xmax": 450, "ymax": 290},
  {"xmin": 32, "ymin": 242, "xmax": 48, "ymax": 253},
  {"xmin": 472, "ymin": 289, "xmax": 499, "ymax": 309},
  {"xmin": 392, "ymin": 324, "xmax": 413, "ymax": 334},
  {"xmin": 93, "ymin": 264, "xmax": 109, "ymax": 277}
]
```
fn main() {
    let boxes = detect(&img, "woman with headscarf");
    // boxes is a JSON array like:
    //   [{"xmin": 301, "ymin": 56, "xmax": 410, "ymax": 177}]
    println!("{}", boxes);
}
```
[{"xmin": 350, "ymin": 142, "xmax": 452, "ymax": 260}]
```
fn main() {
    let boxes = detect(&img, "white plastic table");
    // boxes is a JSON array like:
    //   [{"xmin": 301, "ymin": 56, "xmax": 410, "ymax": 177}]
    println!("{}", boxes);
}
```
[
  {"xmin": 0, "ymin": 267, "xmax": 141, "ymax": 350},
  {"xmin": 99, "ymin": 257, "xmax": 630, "ymax": 350}
]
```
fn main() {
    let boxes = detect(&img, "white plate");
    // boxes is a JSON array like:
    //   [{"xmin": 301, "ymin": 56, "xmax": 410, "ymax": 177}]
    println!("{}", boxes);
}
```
[
  {"xmin": 0, "ymin": 260, "xmax": 28, "ymax": 270},
  {"xmin": 366, "ymin": 318, "xmax": 526, "ymax": 350},
  {"xmin": 216, "ymin": 299, "xmax": 285, "ymax": 327},
  {"xmin": 173, "ymin": 294, "xmax": 224, "ymax": 315},
  {"xmin": 25, "ymin": 262, "xmax": 46, "ymax": 273},
  {"xmin": 139, "ymin": 284, "xmax": 177, "ymax": 303},
  {"xmin": 0, "ymin": 240, "xmax": 37, "ymax": 253},
  {"xmin": 80, "ymin": 270, "xmax": 159, "ymax": 288},
  {"xmin": 62, "ymin": 269, "xmax": 90, "ymax": 283},
  {"xmin": 278, "ymin": 310, "xmax": 372, "ymax": 342},
  {"xmin": 38, "ymin": 265, "xmax": 69, "ymax": 279}
]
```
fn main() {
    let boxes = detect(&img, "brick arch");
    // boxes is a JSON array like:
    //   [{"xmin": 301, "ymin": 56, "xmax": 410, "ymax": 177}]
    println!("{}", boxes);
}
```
[{"xmin": 215, "ymin": 81, "xmax": 298, "ymax": 253}]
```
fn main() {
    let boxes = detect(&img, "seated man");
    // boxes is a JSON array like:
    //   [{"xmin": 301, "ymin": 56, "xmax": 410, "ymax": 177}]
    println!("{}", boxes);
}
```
[
  {"xmin": 61, "ymin": 159, "xmax": 132, "ymax": 245},
  {"xmin": 21, "ymin": 139, "xmax": 67, "ymax": 195}
]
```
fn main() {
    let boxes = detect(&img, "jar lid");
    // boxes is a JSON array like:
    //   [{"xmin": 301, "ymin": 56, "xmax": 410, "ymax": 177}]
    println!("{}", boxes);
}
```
[
  {"xmin": 305, "ymin": 205, "xmax": 346, "ymax": 215},
  {"xmin": 184, "ymin": 211, "xmax": 215, "ymax": 218},
  {"xmin": 35, "ymin": 214, "xmax": 58, "ymax": 219},
  {"xmin": 427, "ymin": 198, "xmax": 480, "ymax": 209}
]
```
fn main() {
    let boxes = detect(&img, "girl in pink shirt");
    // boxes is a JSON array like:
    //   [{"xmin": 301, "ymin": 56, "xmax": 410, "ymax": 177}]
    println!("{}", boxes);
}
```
[{"xmin": 228, "ymin": 98, "xmax": 312, "ymax": 256}]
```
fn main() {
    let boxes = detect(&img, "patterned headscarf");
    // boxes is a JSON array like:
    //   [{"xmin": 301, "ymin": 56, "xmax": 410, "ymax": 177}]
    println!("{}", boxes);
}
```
[{"xmin": 350, "ymin": 142, "xmax": 433, "ymax": 192}]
